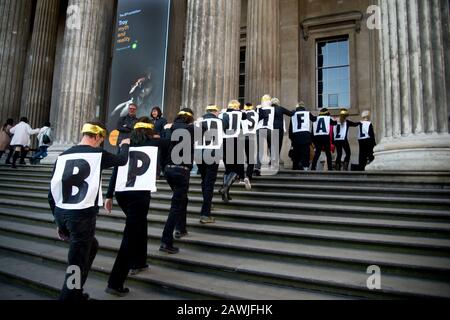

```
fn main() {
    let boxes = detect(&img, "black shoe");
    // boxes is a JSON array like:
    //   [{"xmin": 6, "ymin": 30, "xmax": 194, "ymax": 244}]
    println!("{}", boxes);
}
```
[
  {"xmin": 220, "ymin": 189, "xmax": 229, "ymax": 203},
  {"xmin": 254, "ymin": 170, "xmax": 261, "ymax": 177},
  {"xmin": 129, "ymin": 265, "xmax": 149, "ymax": 276},
  {"xmin": 82, "ymin": 293, "xmax": 90, "ymax": 300},
  {"xmin": 200, "ymin": 216, "xmax": 216, "ymax": 224},
  {"xmin": 11, "ymin": 163, "xmax": 17, "ymax": 169},
  {"xmin": 159, "ymin": 243, "xmax": 179, "ymax": 254},
  {"xmin": 174, "ymin": 231, "xmax": 188, "ymax": 239},
  {"xmin": 105, "ymin": 286, "xmax": 130, "ymax": 297}
]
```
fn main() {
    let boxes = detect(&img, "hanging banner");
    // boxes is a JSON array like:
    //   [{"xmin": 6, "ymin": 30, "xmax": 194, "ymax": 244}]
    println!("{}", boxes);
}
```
[{"xmin": 106, "ymin": 0, "xmax": 171, "ymax": 147}]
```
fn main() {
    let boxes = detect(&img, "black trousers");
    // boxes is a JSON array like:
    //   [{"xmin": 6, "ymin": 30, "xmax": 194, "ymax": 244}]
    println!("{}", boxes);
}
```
[
  {"xmin": 312, "ymin": 136, "xmax": 333, "ymax": 171},
  {"xmin": 108, "ymin": 191, "xmax": 150, "ymax": 289},
  {"xmin": 54, "ymin": 211, "xmax": 98, "ymax": 301},
  {"xmin": 334, "ymin": 140, "xmax": 351, "ymax": 165},
  {"xmin": 255, "ymin": 128, "xmax": 283, "ymax": 169},
  {"xmin": 292, "ymin": 143, "xmax": 311, "ymax": 170},
  {"xmin": 197, "ymin": 163, "xmax": 219, "ymax": 217},
  {"xmin": 359, "ymin": 140, "xmax": 375, "ymax": 171},
  {"xmin": 8, "ymin": 145, "xmax": 27, "ymax": 165},
  {"xmin": 244, "ymin": 135, "xmax": 257, "ymax": 179},
  {"xmin": 223, "ymin": 137, "xmax": 245, "ymax": 179},
  {"xmin": 162, "ymin": 166, "xmax": 190, "ymax": 246}
]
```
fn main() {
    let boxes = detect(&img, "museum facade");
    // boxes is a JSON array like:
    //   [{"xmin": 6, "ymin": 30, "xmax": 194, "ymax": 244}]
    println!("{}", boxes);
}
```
[{"xmin": 0, "ymin": 0, "xmax": 449, "ymax": 170}]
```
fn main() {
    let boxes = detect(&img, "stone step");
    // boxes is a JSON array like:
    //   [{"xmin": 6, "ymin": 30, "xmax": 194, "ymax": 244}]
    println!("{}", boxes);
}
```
[
  {"xmin": 3, "ymin": 165, "xmax": 450, "ymax": 180},
  {"xmin": 1, "ymin": 166, "xmax": 450, "ymax": 189},
  {"xmin": 2, "ymin": 182, "xmax": 449, "ymax": 211},
  {"xmin": 0, "ymin": 221, "xmax": 449, "ymax": 298},
  {"xmin": 2, "ymin": 193, "xmax": 450, "ymax": 234},
  {"xmin": 2, "ymin": 198, "xmax": 450, "ymax": 241},
  {"xmin": 2, "ymin": 188, "xmax": 448, "ymax": 222},
  {"xmin": 2, "ymin": 209, "xmax": 450, "ymax": 274},
  {"xmin": 0, "ymin": 274, "xmax": 53, "ymax": 300},
  {"xmin": 0, "ymin": 248, "xmax": 187, "ymax": 300},
  {"xmin": 3, "ymin": 175, "xmax": 450, "ymax": 199},
  {"xmin": 0, "ymin": 235, "xmax": 351, "ymax": 300},
  {"xmin": 1, "ymin": 165, "xmax": 450, "ymax": 299}
]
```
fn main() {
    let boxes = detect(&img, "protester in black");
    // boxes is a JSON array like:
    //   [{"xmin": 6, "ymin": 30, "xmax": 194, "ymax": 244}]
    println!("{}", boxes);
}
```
[
  {"xmin": 271, "ymin": 97, "xmax": 294, "ymax": 155},
  {"xmin": 289, "ymin": 102, "xmax": 317, "ymax": 170},
  {"xmin": 195, "ymin": 105, "xmax": 228, "ymax": 224},
  {"xmin": 333, "ymin": 109, "xmax": 360, "ymax": 171},
  {"xmin": 358, "ymin": 110, "xmax": 376, "ymax": 171},
  {"xmin": 219, "ymin": 100, "xmax": 246, "ymax": 203},
  {"xmin": 160, "ymin": 108, "xmax": 195, "ymax": 254},
  {"xmin": 104, "ymin": 117, "xmax": 169, "ymax": 296},
  {"xmin": 242, "ymin": 103, "xmax": 258, "ymax": 189},
  {"xmin": 48, "ymin": 121, "xmax": 130, "ymax": 301},
  {"xmin": 311, "ymin": 108, "xmax": 337, "ymax": 171},
  {"xmin": 254, "ymin": 95, "xmax": 293, "ymax": 175}
]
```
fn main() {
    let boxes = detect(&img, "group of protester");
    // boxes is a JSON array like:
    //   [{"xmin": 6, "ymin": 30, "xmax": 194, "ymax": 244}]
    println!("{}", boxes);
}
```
[
  {"xmin": 0, "ymin": 117, "xmax": 53, "ymax": 167},
  {"xmin": 47, "ymin": 95, "xmax": 376, "ymax": 300},
  {"xmin": 289, "ymin": 102, "xmax": 376, "ymax": 172}
]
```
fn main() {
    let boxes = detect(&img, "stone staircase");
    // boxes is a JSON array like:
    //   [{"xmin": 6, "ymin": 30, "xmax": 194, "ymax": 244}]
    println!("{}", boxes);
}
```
[{"xmin": 0, "ymin": 165, "xmax": 449, "ymax": 300}]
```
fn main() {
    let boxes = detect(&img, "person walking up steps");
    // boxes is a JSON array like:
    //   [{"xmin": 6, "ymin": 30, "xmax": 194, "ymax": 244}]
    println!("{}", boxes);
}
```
[
  {"xmin": 160, "ymin": 108, "xmax": 195, "ymax": 254},
  {"xmin": 104, "ymin": 117, "xmax": 169, "ymax": 296}
]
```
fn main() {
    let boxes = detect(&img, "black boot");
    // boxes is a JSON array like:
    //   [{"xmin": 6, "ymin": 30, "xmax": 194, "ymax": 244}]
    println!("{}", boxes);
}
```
[
  {"xmin": 226, "ymin": 173, "xmax": 238, "ymax": 202},
  {"xmin": 335, "ymin": 162, "xmax": 341, "ymax": 171},
  {"xmin": 219, "ymin": 174, "xmax": 229, "ymax": 202},
  {"xmin": 219, "ymin": 173, "xmax": 237, "ymax": 204},
  {"xmin": 5, "ymin": 150, "xmax": 13, "ymax": 164},
  {"xmin": 11, "ymin": 152, "xmax": 19, "ymax": 169},
  {"xmin": 343, "ymin": 162, "xmax": 349, "ymax": 171}
]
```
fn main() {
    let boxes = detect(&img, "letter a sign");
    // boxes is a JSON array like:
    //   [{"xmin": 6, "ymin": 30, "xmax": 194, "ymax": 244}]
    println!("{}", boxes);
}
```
[
  {"xmin": 115, "ymin": 146, "xmax": 158, "ymax": 193},
  {"xmin": 51, "ymin": 153, "xmax": 103, "ymax": 210}
]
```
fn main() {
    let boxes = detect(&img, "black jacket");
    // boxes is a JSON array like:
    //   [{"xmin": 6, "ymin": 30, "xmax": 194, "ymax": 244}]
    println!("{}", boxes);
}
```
[
  {"xmin": 333, "ymin": 120, "xmax": 360, "ymax": 143},
  {"xmin": 162, "ymin": 120, "xmax": 194, "ymax": 170},
  {"xmin": 258, "ymin": 105, "xmax": 293, "ymax": 131},
  {"xmin": 195, "ymin": 112, "xmax": 227, "ymax": 161},
  {"xmin": 116, "ymin": 114, "xmax": 138, "ymax": 143},
  {"xmin": 48, "ymin": 144, "xmax": 130, "ymax": 216},
  {"xmin": 152, "ymin": 117, "xmax": 168, "ymax": 135},
  {"xmin": 289, "ymin": 111, "xmax": 317, "ymax": 145},
  {"xmin": 221, "ymin": 109, "xmax": 246, "ymax": 137},
  {"xmin": 106, "ymin": 137, "xmax": 170, "ymax": 198},
  {"xmin": 358, "ymin": 122, "xmax": 377, "ymax": 146}
]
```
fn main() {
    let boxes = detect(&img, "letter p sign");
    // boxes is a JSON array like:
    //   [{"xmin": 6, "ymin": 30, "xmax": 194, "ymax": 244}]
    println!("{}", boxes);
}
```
[{"xmin": 127, "ymin": 151, "xmax": 151, "ymax": 188}]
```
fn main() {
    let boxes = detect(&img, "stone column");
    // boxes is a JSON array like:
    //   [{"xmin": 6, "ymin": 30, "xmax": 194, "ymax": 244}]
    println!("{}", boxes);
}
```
[
  {"xmin": 245, "ymin": 0, "xmax": 280, "ymax": 105},
  {"xmin": 367, "ymin": 0, "xmax": 450, "ymax": 171},
  {"xmin": 20, "ymin": 0, "xmax": 60, "ymax": 129},
  {"xmin": 0, "ymin": 0, "xmax": 33, "ymax": 121},
  {"xmin": 44, "ymin": 0, "xmax": 114, "ymax": 163},
  {"xmin": 182, "ymin": 0, "xmax": 241, "ymax": 117}
]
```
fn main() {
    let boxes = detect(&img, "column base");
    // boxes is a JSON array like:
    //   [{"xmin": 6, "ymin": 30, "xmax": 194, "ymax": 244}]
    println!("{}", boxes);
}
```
[
  {"xmin": 366, "ymin": 133, "xmax": 450, "ymax": 172},
  {"xmin": 41, "ymin": 143, "xmax": 74, "ymax": 165}
]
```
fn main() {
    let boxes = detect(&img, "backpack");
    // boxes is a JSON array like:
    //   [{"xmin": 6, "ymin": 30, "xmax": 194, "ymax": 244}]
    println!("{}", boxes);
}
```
[{"xmin": 42, "ymin": 129, "xmax": 51, "ymax": 144}]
